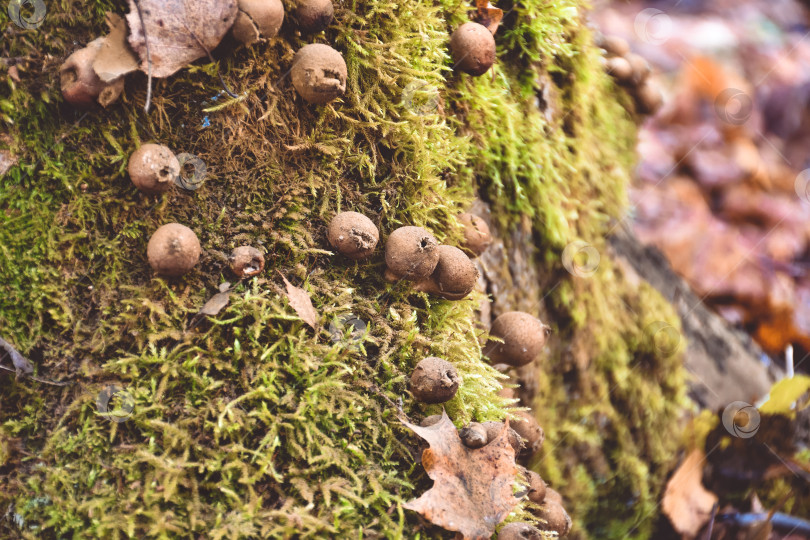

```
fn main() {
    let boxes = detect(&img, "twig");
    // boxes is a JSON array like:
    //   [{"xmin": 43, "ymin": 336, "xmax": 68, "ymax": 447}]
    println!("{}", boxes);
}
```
[
  {"xmin": 0, "ymin": 363, "xmax": 70, "ymax": 387},
  {"xmin": 132, "ymin": 0, "xmax": 153, "ymax": 113},
  {"xmin": 0, "ymin": 336, "xmax": 32, "ymax": 375}
]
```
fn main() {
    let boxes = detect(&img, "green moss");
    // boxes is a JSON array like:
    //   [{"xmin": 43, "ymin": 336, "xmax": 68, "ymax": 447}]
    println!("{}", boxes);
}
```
[{"xmin": 0, "ymin": 0, "xmax": 686, "ymax": 538}]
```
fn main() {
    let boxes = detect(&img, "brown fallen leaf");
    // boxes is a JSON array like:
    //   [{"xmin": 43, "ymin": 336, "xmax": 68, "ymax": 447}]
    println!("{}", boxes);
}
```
[
  {"xmin": 93, "ymin": 12, "xmax": 140, "ymax": 82},
  {"xmin": 199, "ymin": 282, "xmax": 232, "ymax": 317},
  {"xmin": 403, "ymin": 411, "xmax": 519, "ymax": 539},
  {"xmin": 662, "ymin": 448, "xmax": 718, "ymax": 537},
  {"xmin": 469, "ymin": 1, "xmax": 504, "ymax": 35},
  {"xmin": 126, "ymin": 0, "xmax": 238, "ymax": 78},
  {"xmin": 281, "ymin": 275, "xmax": 319, "ymax": 329}
]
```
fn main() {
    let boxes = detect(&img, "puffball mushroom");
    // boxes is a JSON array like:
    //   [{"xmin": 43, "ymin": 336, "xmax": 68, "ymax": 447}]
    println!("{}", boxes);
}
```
[
  {"xmin": 232, "ymin": 0, "xmax": 285, "ymax": 45},
  {"xmin": 605, "ymin": 56, "xmax": 633, "ymax": 83},
  {"xmin": 597, "ymin": 34, "xmax": 630, "ymax": 57},
  {"xmin": 459, "ymin": 422, "xmax": 488, "ymax": 448},
  {"xmin": 410, "ymin": 357, "xmax": 460, "ymax": 404},
  {"xmin": 511, "ymin": 410, "xmax": 544, "ymax": 456},
  {"xmin": 636, "ymin": 80, "xmax": 663, "ymax": 115},
  {"xmin": 60, "ymin": 38, "xmax": 124, "ymax": 108},
  {"xmin": 449, "ymin": 22, "xmax": 496, "ymax": 76},
  {"xmin": 459, "ymin": 212, "xmax": 492, "ymax": 257},
  {"xmin": 524, "ymin": 469, "xmax": 547, "ymax": 504},
  {"xmin": 481, "ymin": 420, "xmax": 523, "ymax": 455},
  {"xmin": 128, "ymin": 144, "xmax": 180, "ymax": 194},
  {"xmin": 327, "ymin": 211, "xmax": 379, "ymax": 260},
  {"xmin": 384, "ymin": 226, "xmax": 440, "ymax": 281},
  {"xmin": 498, "ymin": 522, "xmax": 544, "ymax": 540},
  {"xmin": 228, "ymin": 246, "xmax": 265, "ymax": 278},
  {"xmin": 291, "ymin": 43, "xmax": 347, "ymax": 104},
  {"xmin": 414, "ymin": 245, "xmax": 478, "ymax": 300},
  {"xmin": 536, "ymin": 500, "xmax": 572, "ymax": 536},
  {"xmin": 294, "ymin": 0, "xmax": 334, "ymax": 34},
  {"xmin": 147, "ymin": 223, "xmax": 201, "ymax": 277},
  {"xmin": 485, "ymin": 311, "xmax": 550, "ymax": 366}
]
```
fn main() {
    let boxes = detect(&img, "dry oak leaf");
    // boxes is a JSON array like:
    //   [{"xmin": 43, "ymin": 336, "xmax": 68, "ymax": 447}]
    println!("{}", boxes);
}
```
[
  {"xmin": 126, "ymin": 0, "xmax": 238, "ymax": 78},
  {"xmin": 281, "ymin": 275, "xmax": 319, "ymax": 329},
  {"xmin": 469, "ymin": 0, "xmax": 504, "ymax": 35},
  {"xmin": 93, "ymin": 12, "xmax": 140, "ymax": 82},
  {"xmin": 403, "ymin": 411, "xmax": 519, "ymax": 539},
  {"xmin": 662, "ymin": 448, "xmax": 718, "ymax": 537}
]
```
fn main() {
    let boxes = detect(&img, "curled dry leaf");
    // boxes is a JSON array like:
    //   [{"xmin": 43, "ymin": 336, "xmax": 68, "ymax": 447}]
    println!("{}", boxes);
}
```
[
  {"xmin": 0, "ymin": 336, "xmax": 34, "ymax": 376},
  {"xmin": 402, "ymin": 411, "xmax": 519, "ymax": 539},
  {"xmin": 126, "ymin": 0, "xmax": 239, "ymax": 78},
  {"xmin": 282, "ymin": 275, "xmax": 319, "ymax": 329},
  {"xmin": 662, "ymin": 448, "xmax": 718, "ymax": 537},
  {"xmin": 469, "ymin": 0, "xmax": 503, "ymax": 35},
  {"xmin": 93, "ymin": 12, "xmax": 140, "ymax": 82},
  {"xmin": 198, "ymin": 283, "xmax": 232, "ymax": 316}
]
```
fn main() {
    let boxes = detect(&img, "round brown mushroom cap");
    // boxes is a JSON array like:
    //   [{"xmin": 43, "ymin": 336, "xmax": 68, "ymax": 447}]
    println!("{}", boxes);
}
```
[
  {"xmin": 128, "ymin": 144, "xmax": 180, "ymax": 195},
  {"xmin": 597, "ymin": 34, "xmax": 630, "ymax": 57},
  {"xmin": 545, "ymin": 487, "xmax": 563, "ymax": 506},
  {"xmin": 605, "ymin": 56, "xmax": 633, "ymax": 83},
  {"xmin": 481, "ymin": 420, "xmax": 523, "ymax": 455},
  {"xmin": 384, "ymin": 226, "xmax": 440, "ymax": 281},
  {"xmin": 459, "ymin": 422, "xmax": 488, "ymax": 448},
  {"xmin": 414, "ymin": 245, "xmax": 477, "ymax": 300},
  {"xmin": 498, "ymin": 522, "xmax": 544, "ymax": 540},
  {"xmin": 294, "ymin": 0, "xmax": 334, "ymax": 33},
  {"xmin": 525, "ymin": 469, "xmax": 547, "ymax": 504},
  {"xmin": 229, "ymin": 246, "xmax": 265, "ymax": 278},
  {"xmin": 450, "ymin": 22, "xmax": 496, "ymax": 77},
  {"xmin": 485, "ymin": 311, "xmax": 549, "ymax": 366},
  {"xmin": 327, "ymin": 211, "xmax": 379, "ymax": 260},
  {"xmin": 636, "ymin": 80, "xmax": 663, "ymax": 115},
  {"xmin": 232, "ymin": 0, "xmax": 285, "ymax": 45},
  {"xmin": 535, "ymin": 500, "xmax": 572, "ymax": 536},
  {"xmin": 511, "ymin": 410, "xmax": 544, "ymax": 456},
  {"xmin": 459, "ymin": 212, "xmax": 492, "ymax": 256},
  {"xmin": 147, "ymin": 223, "xmax": 201, "ymax": 277},
  {"xmin": 60, "ymin": 39, "xmax": 123, "ymax": 108},
  {"xmin": 291, "ymin": 43, "xmax": 347, "ymax": 104},
  {"xmin": 625, "ymin": 52, "xmax": 651, "ymax": 84},
  {"xmin": 410, "ymin": 357, "xmax": 460, "ymax": 404}
]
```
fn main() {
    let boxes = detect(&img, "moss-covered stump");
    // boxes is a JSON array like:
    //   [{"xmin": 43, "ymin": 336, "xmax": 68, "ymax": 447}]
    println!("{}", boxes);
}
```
[{"xmin": 0, "ymin": 0, "xmax": 686, "ymax": 538}]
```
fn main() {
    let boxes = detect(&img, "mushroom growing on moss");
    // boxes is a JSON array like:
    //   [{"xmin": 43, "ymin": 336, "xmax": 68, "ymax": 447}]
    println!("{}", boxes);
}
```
[
  {"xmin": 459, "ymin": 212, "xmax": 492, "ymax": 257},
  {"xmin": 485, "ymin": 311, "xmax": 550, "ymax": 366},
  {"xmin": 229, "ymin": 246, "xmax": 265, "ymax": 278},
  {"xmin": 535, "ymin": 500, "xmax": 572, "ymax": 536},
  {"xmin": 291, "ymin": 43, "xmax": 347, "ymax": 104},
  {"xmin": 498, "ymin": 522, "xmax": 543, "ymax": 540},
  {"xmin": 481, "ymin": 421, "xmax": 522, "ymax": 455},
  {"xmin": 232, "ymin": 0, "xmax": 285, "ymax": 45},
  {"xmin": 449, "ymin": 22, "xmax": 496, "ymax": 76},
  {"xmin": 384, "ymin": 226, "xmax": 440, "ymax": 281},
  {"xmin": 327, "ymin": 211, "xmax": 379, "ymax": 260},
  {"xmin": 414, "ymin": 245, "xmax": 478, "ymax": 300},
  {"xmin": 511, "ymin": 410, "xmax": 544, "ymax": 457},
  {"xmin": 147, "ymin": 223, "xmax": 201, "ymax": 277},
  {"xmin": 60, "ymin": 38, "xmax": 124, "ymax": 108},
  {"xmin": 524, "ymin": 469, "xmax": 547, "ymax": 504},
  {"xmin": 294, "ymin": 0, "xmax": 334, "ymax": 34},
  {"xmin": 459, "ymin": 422, "xmax": 488, "ymax": 448},
  {"xmin": 410, "ymin": 357, "xmax": 459, "ymax": 404},
  {"xmin": 128, "ymin": 144, "xmax": 180, "ymax": 194}
]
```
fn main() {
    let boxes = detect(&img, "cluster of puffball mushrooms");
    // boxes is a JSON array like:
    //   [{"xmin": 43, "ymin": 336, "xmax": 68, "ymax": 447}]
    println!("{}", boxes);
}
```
[
  {"xmin": 327, "ymin": 210, "xmax": 571, "ymax": 537},
  {"xmin": 598, "ymin": 34, "xmax": 663, "ymax": 116}
]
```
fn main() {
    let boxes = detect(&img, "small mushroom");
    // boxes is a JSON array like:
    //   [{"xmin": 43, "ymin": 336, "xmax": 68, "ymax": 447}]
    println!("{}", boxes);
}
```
[
  {"xmin": 410, "ymin": 357, "xmax": 460, "ymax": 404},
  {"xmin": 625, "ymin": 52, "xmax": 651, "ymax": 84},
  {"xmin": 498, "ymin": 522, "xmax": 543, "ymax": 540},
  {"xmin": 232, "ymin": 0, "xmax": 285, "ymax": 45},
  {"xmin": 459, "ymin": 212, "xmax": 492, "ymax": 256},
  {"xmin": 327, "ymin": 211, "xmax": 379, "ymax": 260},
  {"xmin": 485, "ymin": 311, "xmax": 550, "ymax": 367},
  {"xmin": 545, "ymin": 487, "xmax": 563, "ymax": 506},
  {"xmin": 535, "ymin": 500, "xmax": 572, "ymax": 536},
  {"xmin": 449, "ymin": 22, "xmax": 496, "ymax": 76},
  {"xmin": 459, "ymin": 422, "xmax": 488, "ymax": 448},
  {"xmin": 147, "ymin": 223, "xmax": 201, "ymax": 277},
  {"xmin": 128, "ymin": 144, "xmax": 180, "ymax": 194},
  {"xmin": 524, "ymin": 469, "xmax": 547, "ymax": 504},
  {"xmin": 229, "ymin": 246, "xmax": 265, "ymax": 278},
  {"xmin": 414, "ymin": 245, "xmax": 478, "ymax": 300},
  {"xmin": 481, "ymin": 420, "xmax": 523, "ymax": 455},
  {"xmin": 385, "ymin": 226, "xmax": 440, "ymax": 282},
  {"xmin": 597, "ymin": 34, "xmax": 630, "ymax": 57},
  {"xmin": 511, "ymin": 410, "xmax": 544, "ymax": 457},
  {"xmin": 605, "ymin": 56, "xmax": 633, "ymax": 83},
  {"xmin": 291, "ymin": 43, "xmax": 347, "ymax": 104},
  {"xmin": 294, "ymin": 0, "xmax": 334, "ymax": 34},
  {"xmin": 60, "ymin": 38, "xmax": 124, "ymax": 108},
  {"xmin": 635, "ymin": 80, "xmax": 663, "ymax": 115}
]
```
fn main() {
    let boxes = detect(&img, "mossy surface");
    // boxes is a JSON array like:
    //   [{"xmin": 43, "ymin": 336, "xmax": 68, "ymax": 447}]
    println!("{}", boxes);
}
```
[{"xmin": 1, "ymin": 0, "xmax": 685, "ymax": 538}]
